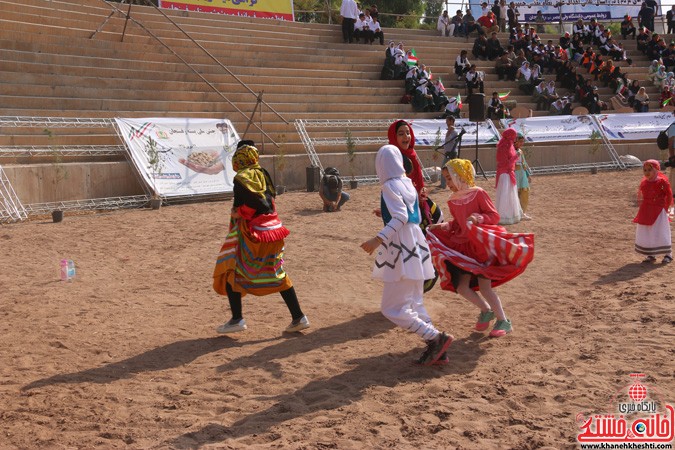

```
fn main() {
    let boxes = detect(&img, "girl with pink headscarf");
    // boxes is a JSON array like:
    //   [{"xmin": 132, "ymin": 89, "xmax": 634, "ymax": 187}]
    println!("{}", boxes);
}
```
[
  {"xmin": 634, "ymin": 160, "xmax": 673, "ymax": 263},
  {"xmin": 494, "ymin": 128, "xmax": 523, "ymax": 224}
]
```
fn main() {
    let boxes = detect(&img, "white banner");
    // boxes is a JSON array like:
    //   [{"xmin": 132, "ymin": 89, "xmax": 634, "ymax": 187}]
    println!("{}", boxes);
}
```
[
  {"xmin": 471, "ymin": 0, "xmax": 645, "ymax": 23},
  {"xmin": 595, "ymin": 112, "xmax": 674, "ymax": 141},
  {"xmin": 115, "ymin": 118, "xmax": 239, "ymax": 198},
  {"xmin": 410, "ymin": 119, "xmax": 501, "ymax": 146},
  {"xmin": 500, "ymin": 115, "xmax": 599, "ymax": 142}
]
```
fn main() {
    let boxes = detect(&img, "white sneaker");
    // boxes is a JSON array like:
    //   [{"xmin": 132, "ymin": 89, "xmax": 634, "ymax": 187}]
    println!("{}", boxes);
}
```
[
  {"xmin": 522, "ymin": 214, "xmax": 532, "ymax": 221},
  {"xmin": 216, "ymin": 319, "xmax": 247, "ymax": 334},
  {"xmin": 284, "ymin": 316, "xmax": 310, "ymax": 333}
]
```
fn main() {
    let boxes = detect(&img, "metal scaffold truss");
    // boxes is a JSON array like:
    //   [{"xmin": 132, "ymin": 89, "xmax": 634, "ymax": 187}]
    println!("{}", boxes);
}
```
[
  {"xmin": 0, "ymin": 165, "xmax": 27, "ymax": 223},
  {"xmin": 24, "ymin": 196, "xmax": 151, "ymax": 215},
  {"xmin": 0, "ymin": 117, "xmax": 116, "ymax": 128},
  {"xmin": 0, "ymin": 146, "xmax": 126, "ymax": 158}
]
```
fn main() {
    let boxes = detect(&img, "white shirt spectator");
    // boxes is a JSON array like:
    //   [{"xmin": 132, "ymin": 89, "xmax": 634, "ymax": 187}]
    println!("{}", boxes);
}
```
[
  {"xmin": 340, "ymin": 0, "xmax": 359, "ymax": 20},
  {"xmin": 354, "ymin": 18, "xmax": 368, "ymax": 31}
]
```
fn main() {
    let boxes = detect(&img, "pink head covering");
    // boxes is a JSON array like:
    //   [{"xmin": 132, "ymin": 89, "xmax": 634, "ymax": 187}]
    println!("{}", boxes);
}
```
[
  {"xmin": 495, "ymin": 128, "xmax": 518, "ymax": 187},
  {"xmin": 644, "ymin": 159, "xmax": 660, "ymax": 171}
]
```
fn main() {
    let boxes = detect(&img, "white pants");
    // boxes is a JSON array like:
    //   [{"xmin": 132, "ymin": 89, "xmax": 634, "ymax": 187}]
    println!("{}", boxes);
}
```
[{"xmin": 381, "ymin": 280, "xmax": 439, "ymax": 341}]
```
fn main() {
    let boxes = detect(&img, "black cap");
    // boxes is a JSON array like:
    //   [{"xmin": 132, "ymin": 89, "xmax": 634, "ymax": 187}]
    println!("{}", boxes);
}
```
[{"xmin": 237, "ymin": 139, "xmax": 255, "ymax": 149}]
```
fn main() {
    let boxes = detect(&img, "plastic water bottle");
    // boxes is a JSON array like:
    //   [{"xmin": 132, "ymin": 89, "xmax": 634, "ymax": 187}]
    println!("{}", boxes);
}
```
[{"xmin": 60, "ymin": 259, "xmax": 76, "ymax": 282}]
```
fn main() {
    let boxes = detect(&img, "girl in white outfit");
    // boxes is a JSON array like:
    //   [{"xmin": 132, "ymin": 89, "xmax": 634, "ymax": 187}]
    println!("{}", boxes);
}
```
[{"xmin": 361, "ymin": 145, "xmax": 453, "ymax": 366}]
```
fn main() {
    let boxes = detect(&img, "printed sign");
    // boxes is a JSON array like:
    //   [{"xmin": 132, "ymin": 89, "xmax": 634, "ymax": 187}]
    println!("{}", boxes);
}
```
[
  {"xmin": 500, "ymin": 115, "xmax": 599, "ymax": 142},
  {"xmin": 115, "ymin": 118, "xmax": 239, "ymax": 198},
  {"xmin": 471, "ymin": 0, "xmax": 644, "ymax": 23},
  {"xmin": 410, "ymin": 119, "xmax": 501, "ymax": 146},
  {"xmin": 159, "ymin": 0, "xmax": 294, "ymax": 21},
  {"xmin": 595, "ymin": 112, "xmax": 675, "ymax": 141}
]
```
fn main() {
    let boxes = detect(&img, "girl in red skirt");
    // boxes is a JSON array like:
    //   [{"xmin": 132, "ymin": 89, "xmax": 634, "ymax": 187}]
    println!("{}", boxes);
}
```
[
  {"xmin": 426, "ymin": 159, "xmax": 535, "ymax": 337},
  {"xmin": 634, "ymin": 160, "xmax": 673, "ymax": 264}
]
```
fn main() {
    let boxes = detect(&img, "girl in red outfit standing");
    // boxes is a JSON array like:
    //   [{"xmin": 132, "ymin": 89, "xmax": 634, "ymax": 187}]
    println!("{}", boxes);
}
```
[
  {"xmin": 494, "ymin": 128, "xmax": 523, "ymax": 225},
  {"xmin": 634, "ymin": 160, "xmax": 673, "ymax": 264},
  {"xmin": 427, "ymin": 159, "xmax": 535, "ymax": 337}
]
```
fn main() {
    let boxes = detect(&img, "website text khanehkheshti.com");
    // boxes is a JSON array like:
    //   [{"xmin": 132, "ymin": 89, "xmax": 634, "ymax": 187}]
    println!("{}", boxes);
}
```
[{"xmin": 580, "ymin": 443, "xmax": 673, "ymax": 449}]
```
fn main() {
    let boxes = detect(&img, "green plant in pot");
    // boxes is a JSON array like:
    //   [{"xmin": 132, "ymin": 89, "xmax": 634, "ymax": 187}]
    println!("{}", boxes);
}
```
[
  {"xmin": 270, "ymin": 133, "xmax": 287, "ymax": 194},
  {"xmin": 345, "ymin": 128, "xmax": 358, "ymax": 189},
  {"xmin": 45, "ymin": 128, "xmax": 68, "ymax": 223},
  {"xmin": 145, "ymin": 136, "xmax": 164, "ymax": 209},
  {"xmin": 588, "ymin": 129, "xmax": 602, "ymax": 174}
]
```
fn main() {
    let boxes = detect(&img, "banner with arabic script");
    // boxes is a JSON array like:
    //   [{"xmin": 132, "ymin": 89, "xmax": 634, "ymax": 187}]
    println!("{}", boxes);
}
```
[
  {"xmin": 595, "ymin": 112, "xmax": 674, "ymax": 141},
  {"xmin": 500, "ymin": 115, "xmax": 599, "ymax": 142},
  {"xmin": 411, "ymin": 119, "xmax": 501, "ymax": 147},
  {"xmin": 159, "ymin": 0, "xmax": 294, "ymax": 21},
  {"xmin": 115, "ymin": 118, "xmax": 239, "ymax": 198},
  {"xmin": 471, "ymin": 0, "xmax": 645, "ymax": 23}
]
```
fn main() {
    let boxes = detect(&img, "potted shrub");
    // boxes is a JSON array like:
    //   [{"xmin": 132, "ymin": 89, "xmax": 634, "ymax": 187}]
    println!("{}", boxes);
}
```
[
  {"xmin": 345, "ymin": 128, "xmax": 358, "ymax": 189},
  {"xmin": 145, "ymin": 136, "xmax": 164, "ymax": 209},
  {"xmin": 588, "ymin": 129, "xmax": 602, "ymax": 174},
  {"xmin": 45, "ymin": 128, "xmax": 68, "ymax": 223},
  {"xmin": 273, "ymin": 134, "xmax": 287, "ymax": 194}
]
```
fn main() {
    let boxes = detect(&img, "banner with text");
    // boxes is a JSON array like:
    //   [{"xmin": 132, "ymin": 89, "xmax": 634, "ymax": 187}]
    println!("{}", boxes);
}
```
[
  {"xmin": 500, "ymin": 115, "xmax": 599, "ymax": 142},
  {"xmin": 115, "ymin": 118, "xmax": 239, "ymax": 198},
  {"xmin": 411, "ymin": 119, "xmax": 501, "ymax": 147},
  {"xmin": 159, "ymin": 0, "xmax": 294, "ymax": 21},
  {"xmin": 471, "ymin": 0, "xmax": 645, "ymax": 23},
  {"xmin": 595, "ymin": 112, "xmax": 674, "ymax": 141},
  {"xmin": 501, "ymin": 112, "xmax": 674, "ymax": 142}
]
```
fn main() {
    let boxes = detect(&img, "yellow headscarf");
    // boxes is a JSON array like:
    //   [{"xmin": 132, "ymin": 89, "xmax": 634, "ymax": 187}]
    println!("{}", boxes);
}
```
[
  {"xmin": 232, "ymin": 145, "xmax": 268, "ymax": 197},
  {"xmin": 444, "ymin": 158, "xmax": 476, "ymax": 189}
]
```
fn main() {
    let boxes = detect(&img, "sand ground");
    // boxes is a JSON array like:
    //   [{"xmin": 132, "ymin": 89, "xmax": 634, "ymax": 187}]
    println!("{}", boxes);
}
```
[{"xmin": 0, "ymin": 169, "xmax": 673, "ymax": 449}]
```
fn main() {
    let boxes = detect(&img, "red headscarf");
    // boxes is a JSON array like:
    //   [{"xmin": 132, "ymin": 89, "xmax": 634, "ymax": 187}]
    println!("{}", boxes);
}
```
[
  {"xmin": 495, "ymin": 128, "xmax": 518, "ymax": 187},
  {"xmin": 387, "ymin": 120, "xmax": 424, "ymax": 194}
]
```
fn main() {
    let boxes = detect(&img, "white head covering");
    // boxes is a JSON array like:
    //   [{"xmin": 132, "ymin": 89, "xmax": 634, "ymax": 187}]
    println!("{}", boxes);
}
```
[{"xmin": 375, "ymin": 145, "xmax": 418, "ymax": 208}]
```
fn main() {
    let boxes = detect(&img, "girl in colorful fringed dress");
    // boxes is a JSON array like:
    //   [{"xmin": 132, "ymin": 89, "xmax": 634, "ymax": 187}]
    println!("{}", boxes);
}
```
[
  {"xmin": 426, "ymin": 159, "xmax": 535, "ymax": 337},
  {"xmin": 213, "ymin": 141, "xmax": 310, "ymax": 334},
  {"xmin": 495, "ymin": 128, "xmax": 523, "ymax": 225},
  {"xmin": 634, "ymin": 160, "xmax": 673, "ymax": 264},
  {"xmin": 361, "ymin": 145, "xmax": 453, "ymax": 366}
]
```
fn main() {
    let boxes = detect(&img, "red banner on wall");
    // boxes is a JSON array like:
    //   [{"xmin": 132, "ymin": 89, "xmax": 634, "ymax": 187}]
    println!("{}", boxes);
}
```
[{"xmin": 159, "ymin": 0, "xmax": 294, "ymax": 21}]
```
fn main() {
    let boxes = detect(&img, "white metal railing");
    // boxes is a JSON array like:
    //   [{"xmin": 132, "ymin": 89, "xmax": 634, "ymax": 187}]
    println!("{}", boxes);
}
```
[{"xmin": 0, "ymin": 165, "xmax": 28, "ymax": 223}]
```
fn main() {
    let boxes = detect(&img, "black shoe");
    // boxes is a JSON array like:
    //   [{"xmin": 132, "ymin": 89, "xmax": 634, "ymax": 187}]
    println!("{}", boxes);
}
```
[{"xmin": 415, "ymin": 332, "xmax": 453, "ymax": 366}]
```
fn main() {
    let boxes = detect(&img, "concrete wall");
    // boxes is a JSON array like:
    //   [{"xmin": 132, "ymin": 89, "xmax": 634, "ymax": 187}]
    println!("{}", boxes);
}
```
[{"xmin": 4, "ymin": 140, "xmax": 663, "ymax": 205}]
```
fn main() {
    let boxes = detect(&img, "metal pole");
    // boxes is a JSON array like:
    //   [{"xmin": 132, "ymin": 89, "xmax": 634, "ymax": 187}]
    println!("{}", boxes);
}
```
[{"xmin": 120, "ymin": 2, "xmax": 133, "ymax": 42}]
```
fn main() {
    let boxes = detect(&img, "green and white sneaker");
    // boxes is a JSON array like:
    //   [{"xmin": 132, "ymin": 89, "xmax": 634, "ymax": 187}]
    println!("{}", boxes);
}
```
[
  {"xmin": 475, "ymin": 310, "xmax": 495, "ymax": 331},
  {"xmin": 489, "ymin": 319, "xmax": 512, "ymax": 338}
]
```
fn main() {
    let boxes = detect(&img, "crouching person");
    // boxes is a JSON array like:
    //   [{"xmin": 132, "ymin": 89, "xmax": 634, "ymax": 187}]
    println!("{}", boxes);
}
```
[{"xmin": 320, "ymin": 167, "xmax": 350, "ymax": 212}]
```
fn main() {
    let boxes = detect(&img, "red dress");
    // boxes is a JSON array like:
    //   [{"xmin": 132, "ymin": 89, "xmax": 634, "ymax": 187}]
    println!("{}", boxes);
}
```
[
  {"xmin": 427, "ymin": 188, "xmax": 535, "ymax": 292},
  {"xmin": 633, "ymin": 175, "xmax": 673, "ymax": 225}
]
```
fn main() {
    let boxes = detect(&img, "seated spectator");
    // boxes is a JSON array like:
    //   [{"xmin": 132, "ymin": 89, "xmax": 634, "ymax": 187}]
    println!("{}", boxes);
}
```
[
  {"xmin": 405, "ymin": 65, "xmax": 419, "ymax": 94},
  {"xmin": 380, "ymin": 42, "xmax": 396, "ymax": 80},
  {"xmin": 633, "ymin": 87, "xmax": 650, "ymax": 112},
  {"xmin": 478, "ymin": 11, "xmax": 499, "ymax": 35},
  {"xmin": 417, "ymin": 63, "xmax": 431, "ymax": 81},
  {"xmin": 573, "ymin": 18, "xmax": 591, "ymax": 44},
  {"xmin": 535, "ymin": 10, "xmax": 545, "ymax": 33},
  {"xmin": 495, "ymin": 52, "xmax": 517, "ymax": 80},
  {"xmin": 549, "ymin": 97, "xmax": 572, "ymax": 115},
  {"xmin": 661, "ymin": 42, "xmax": 675, "ymax": 71},
  {"xmin": 636, "ymin": 28, "xmax": 650, "ymax": 53},
  {"xmin": 463, "ymin": 9, "xmax": 483, "ymax": 36},
  {"xmin": 517, "ymin": 61, "xmax": 535, "ymax": 94},
  {"xmin": 599, "ymin": 60, "xmax": 618, "ymax": 86},
  {"xmin": 530, "ymin": 63, "xmax": 544, "ymax": 85},
  {"xmin": 627, "ymin": 79, "xmax": 641, "ymax": 106},
  {"xmin": 621, "ymin": 15, "xmax": 636, "ymax": 39},
  {"xmin": 648, "ymin": 59, "xmax": 661, "ymax": 82},
  {"xmin": 533, "ymin": 82, "xmax": 548, "ymax": 110},
  {"xmin": 354, "ymin": 13, "xmax": 374, "ymax": 44},
  {"xmin": 454, "ymin": 50, "xmax": 471, "ymax": 80},
  {"xmin": 393, "ymin": 42, "xmax": 407, "ymax": 79},
  {"xmin": 487, "ymin": 91, "xmax": 508, "ymax": 119},
  {"xmin": 452, "ymin": 10, "xmax": 466, "ymax": 37},
  {"xmin": 481, "ymin": 1, "xmax": 490, "ymax": 17},
  {"xmin": 654, "ymin": 65, "xmax": 667, "ymax": 87},
  {"xmin": 412, "ymin": 79, "xmax": 435, "ymax": 112},
  {"xmin": 372, "ymin": 16, "xmax": 384, "ymax": 45},
  {"xmin": 559, "ymin": 32, "xmax": 571, "ymax": 50},
  {"xmin": 664, "ymin": 71, "xmax": 675, "ymax": 90},
  {"xmin": 487, "ymin": 32, "xmax": 504, "ymax": 60},
  {"xmin": 465, "ymin": 65, "xmax": 485, "ymax": 95},
  {"xmin": 320, "ymin": 168, "xmax": 350, "ymax": 212},
  {"xmin": 430, "ymin": 79, "xmax": 450, "ymax": 111},
  {"xmin": 660, "ymin": 85, "xmax": 673, "ymax": 106},
  {"xmin": 544, "ymin": 80, "xmax": 560, "ymax": 104},
  {"xmin": 473, "ymin": 34, "xmax": 489, "ymax": 60},
  {"xmin": 514, "ymin": 48, "xmax": 527, "ymax": 67},
  {"xmin": 646, "ymin": 34, "xmax": 662, "ymax": 61},
  {"xmin": 584, "ymin": 85, "xmax": 607, "ymax": 114},
  {"xmin": 438, "ymin": 10, "xmax": 452, "ymax": 37},
  {"xmin": 444, "ymin": 96, "xmax": 462, "ymax": 118}
]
